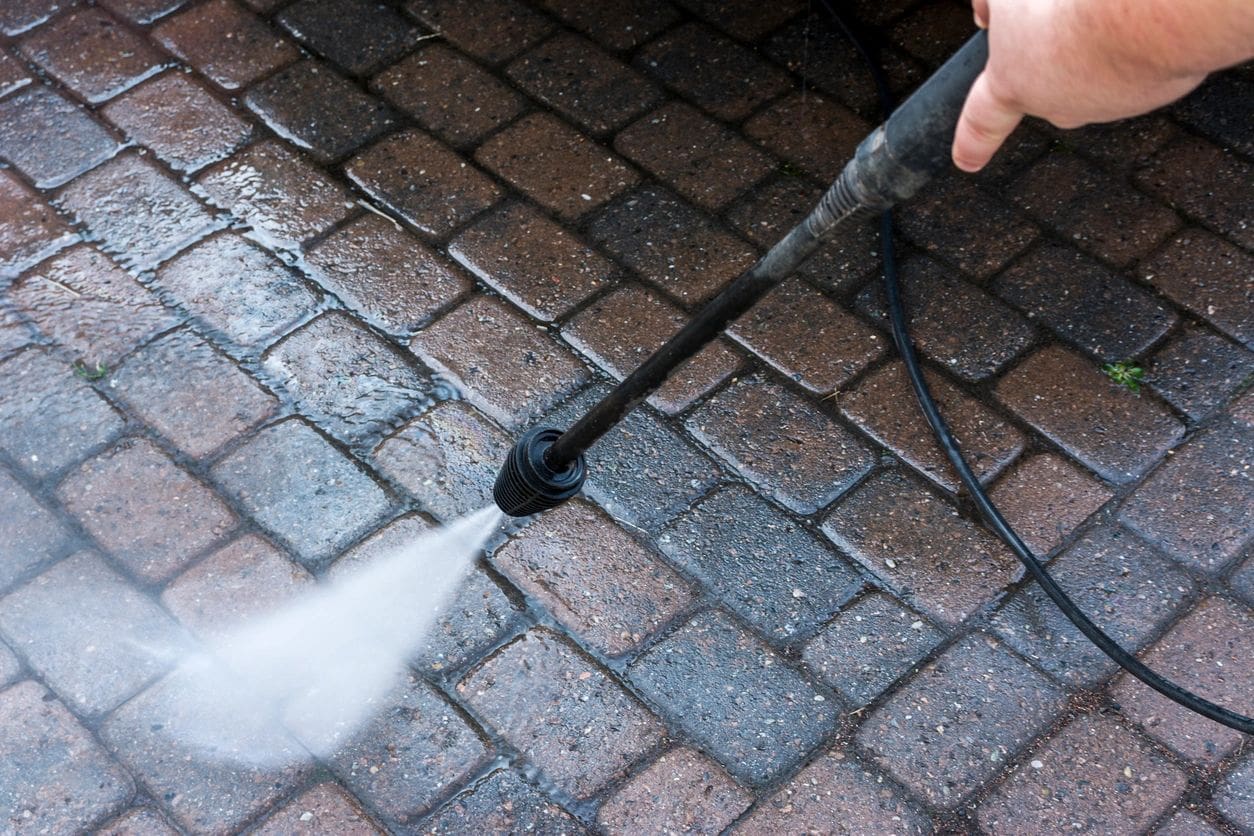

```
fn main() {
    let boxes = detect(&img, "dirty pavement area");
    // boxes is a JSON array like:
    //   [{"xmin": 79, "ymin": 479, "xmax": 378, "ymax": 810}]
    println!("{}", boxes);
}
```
[{"xmin": 0, "ymin": 0, "xmax": 1252, "ymax": 832}]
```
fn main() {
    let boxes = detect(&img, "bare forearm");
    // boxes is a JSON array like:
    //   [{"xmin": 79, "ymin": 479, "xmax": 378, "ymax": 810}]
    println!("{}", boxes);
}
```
[{"xmin": 1083, "ymin": 0, "xmax": 1254, "ymax": 78}]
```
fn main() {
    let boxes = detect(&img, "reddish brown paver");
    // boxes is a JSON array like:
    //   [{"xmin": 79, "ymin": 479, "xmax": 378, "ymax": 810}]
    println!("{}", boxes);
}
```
[
  {"xmin": 57, "ymin": 438, "xmax": 237, "ymax": 583},
  {"xmin": 0, "ymin": 681, "xmax": 134, "ymax": 834},
  {"xmin": 0, "ymin": 47, "xmax": 33, "ymax": 98},
  {"xmin": 823, "ymin": 469, "xmax": 1020, "ymax": 628},
  {"xmin": 253, "ymin": 782, "xmax": 383, "ymax": 835},
  {"xmin": 449, "ymin": 202, "xmax": 618, "ymax": 321},
  {"xmin": 565, "ymin": 283, "xmax": 740, "ymax": 415},
  {"xmin": 1, "ymin": 1, "xmax": 68, "ymax": 36},
  {"xmin": 493, "ymin": 498, "xmax": 693, "ymax": 656},
  {"xmin": 477, "ymin": 113, "xmax": 638, "ymax": 220},
  {"xmin": 155, "ymin": 0, "xmax": 299, "ymax": 91},
  {"xmin": 1147, "ymin": 326, "xmax": 1253, "ymax": 421},
  {"xmin": 1214, "ymin": 753, "xmax": 1254, "ymax": 832},
  {"xmin": 348, "ymin": 129, "xmax": 502, "ymax": 238},
  {"xmin": 96, "ymin": 806, "xmax": 182, "ymax": 835},
  {"xmin": 987, "ymin": 452, "xmax": 1114, "ymax": 557},
  {"xmin": 1134, "ymin": 135, "xmax": 1254, "ymax": 250},
  {"xmin": 597, "ymin": 747, "xmax": 752, "ymax": 835},
  {"xmin": 277, "ymin": 0, "xmax": 418, "ymax": 76},
  {"xmin": 0, "ymin": 86, "xmax": 119, "ymax": 189},
  {"xmin": 687, "ymin": 375, "xmax": 875, "ymax": 515},
  {"xmin": 0, "ymin": 170, "xmax": 77, "ymax": 278},
  {"xmin": 977, "ymin": 714, "xmax": 1188, "ymax": 834},
  {"xmin": 0, "ymin": 468, "xmax": 74, "ymax": 593},
  {"xmin": 734, "ymin": 748, "xmax": 932, "ymax": 835},
  {"xmin": 615, "ymin": 101, "xmax": 773, "ymax": 210},
  {"xmin": 410, "ymin": 295, "xmax": 590, "ymax": 430},
  {"xmin": 459, "ymin": 628, "xmax": 664, "ymax": 800},
  {"xmin": 417, "ymin": 768, "xmax": 587, "ymax": 834},
  {"xmin": 745, "ymin": 92, "xmax": 873, "ymax": 184},
  {"xmin": 839, "ymin": 361, "xmax": 1026, "ymax": 493},
  {"xmin": 1138, "ymin": 229, "xmax": 1253, "ymax": 349},
  {"xmin": 20, "ymin": 7, "xmax": 167, "ymax": 104},
  {"xmin": 404, "ymin": 0, "xmax": 553, "ymax": 65},
  {"xmin": 99, "ymin": 0, "xmax": 188, "ymax": 24},
  {"xmin": 1110, "ymin": 597, "xmax": 1254, "ymax": 765},
  {"xmin": 536, "ymin": 0, "xmax": 678, "ymax": 51},
  {"xmin": 996, "ymin": 345, "xmax": 1185, "ymax": 484}
]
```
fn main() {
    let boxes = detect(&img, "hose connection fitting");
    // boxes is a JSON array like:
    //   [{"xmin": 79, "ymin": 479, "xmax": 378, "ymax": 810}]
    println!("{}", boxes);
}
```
[{"xmin": 493, "ymin": 426, "xmax": 587, "ymax": 517}]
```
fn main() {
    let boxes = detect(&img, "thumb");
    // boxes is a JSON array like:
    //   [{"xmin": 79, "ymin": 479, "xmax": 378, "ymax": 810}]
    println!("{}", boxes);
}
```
[{"xmin": 952, "ymin": 70, "xmax": 1023, "ymax": 172}]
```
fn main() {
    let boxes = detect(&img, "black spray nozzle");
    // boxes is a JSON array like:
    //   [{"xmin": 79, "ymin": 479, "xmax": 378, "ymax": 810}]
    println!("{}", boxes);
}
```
[{"xmin": 493, "ymin": 426, "xmax": 587, "ymax": 517}]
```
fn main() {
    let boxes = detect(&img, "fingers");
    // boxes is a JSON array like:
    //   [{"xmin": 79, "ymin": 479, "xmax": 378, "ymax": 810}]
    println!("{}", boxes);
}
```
[
  {"xmin": 972, "ymin": 0, "xmax": 989, "ymax": 28},
  {"xmin": 952, "ymin": 70, "xmax": 1023, "ymax": 172}
]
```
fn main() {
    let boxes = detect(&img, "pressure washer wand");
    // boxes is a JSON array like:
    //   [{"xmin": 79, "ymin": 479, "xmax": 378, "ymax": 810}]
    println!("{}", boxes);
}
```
[{"xmin": 493, "ymin": 31, "xmax": 990, "ymax": 517}]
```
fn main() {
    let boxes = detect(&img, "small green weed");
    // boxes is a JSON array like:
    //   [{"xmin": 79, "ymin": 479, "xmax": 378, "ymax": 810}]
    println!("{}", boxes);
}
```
[
  {"xmin": 777, "ymin": 160, "xmax": 806, "ymax": 177},
  {"xmin": 73, "ymin": 360, "xmax": 109, "ymax": 381},
  {"xmin": 1102, "ymin": 361, "xmax": 1144, "ymax": 393}
]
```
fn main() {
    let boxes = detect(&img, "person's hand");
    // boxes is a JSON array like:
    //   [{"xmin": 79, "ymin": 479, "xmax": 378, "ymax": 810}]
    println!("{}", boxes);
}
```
[{"xmin": 952, "ymin": 0, "xmax": 1254, "ymax": 172}]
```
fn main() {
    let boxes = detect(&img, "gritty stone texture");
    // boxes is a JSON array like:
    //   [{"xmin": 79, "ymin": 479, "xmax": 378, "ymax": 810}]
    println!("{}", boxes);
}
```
[
  {"xmin": 58, "ymin": 439, "xmax": 237, "ymax": 583},
  {"xmin": 278, "ymin": 0, "xmax": 418, "ymax": 75},
  {"xmin": 20, "ymin": 7, "xmax": 167, "ymax": 104},
  {"xmin": 1147, "ymin": 327, "xmax": 1253, "ymax": 421},
  {"xmin": 897, "ymin": 173, "xmax": 1038, "ymax": 279},
  {"xmin": 1138, "ymin": 230, "xmax": 1253, "ymax": 349},
  {"xmin": 507, "ymin": 32, "xmax": 660, "ymax": 133},
  {"xmin": 305, "ymin": 214, "xmax": 472, "ymax": 336},
  {"xmin": 477, "ymin": 113, "xmax": 638, "ymax": 220},
  {"xmin": 161, "ymin": 534, "xmax": 312, "ymax": 638},
  {"xmin": 1214, "ymin": 753, "xmax": 1254, "ymax": 832},
  {"xmin": 565, "ymin": 284, "xmax": 740, "ymax": 415},
  {"xmin": 372, "ymin": 46, "xmax": 524, "ymax": 148},
  {"xmin": 1154, "ymin": 809, "xmax": 1227, "ymax": 836},
  {"xmin": 327, "ymin": 677, "xmax": 489, "ymax": 826},
  {"xmin": 0, "ymin": 86, "xmax": 119, "ymax": 189},
  {"xmin": 977, "ymin": 715, "xmax": 1188, "ymax": 834},
  {"xmin": 996, "ymin": 345, "xmax": 1184, "ymax": 484},
  {"xmin": 730, "ymin": 278, "xmax": 885, "ymax": 395},
  {"xmin": 0, "ymin": 681, "xmax": 133, "ymax": 834},
  {"xmin": 410, "ymin": 295, "xmax": 590, "ymax": 431},
  {"xmin": 101, "ymin": 672, "xmax": 311, "ymax": 834},
  {"xmin": 417, "ymin": 768, "xmax": 586, "ymax": 834},
  {"xmin": 1173, "ymin": 72, "xmax": 1254, "ymax": 158},
  {"xmin": 1118, "ymin": 419, "xmax": 1253, "ymax": 572},
  {"xmin": 494, "ymin": 499, "xmax": 693, "ymax": 656},
  {"xmin": 459, "ymin": 629, "xmax": 664, "ymax": 799},
  {"xmin": 542, "ymin": 385, "xmax": 720, "ymax": 533},
  {"xmin": 1109, "ymin": 597, "xmax": 1254, "ymax": 765},
  {"xmin": 263, "ymin": 311, "xmax": 431, "ymax": 443},
  {"xmin": 95, "ymin": 806, "xmax": 182, "ymax": 835},
  {"xmin": 616, "ymin": 102, "xmax": 772, "ymax": 210},
  {"xmin": 802, "ymin": 592, "xmax": 944, "ymax": 707},
  {"xmin": 993, "ymin": 243, "xmax": 1177, "ymax": 362},
  {"xmin": 98, "ymin": 0, "xmax": 188, "ymax": 24},
  {"xmin": 629, "ymin": 610, "xmax": 837, "ymax": 786},
  {"xmin": 586, "ymin": 185, "xmax": 756, "ymax": 307},
  {"xmin": 823, "ymin": 470, "xmax": 1020, "ymax": 628},
  {"xmin": 991, "ymin": 525, "xmax": 1195, "ymax": 687},
  {"xmin": 404, "ymin": 0, "xmax": 553, "ymax": 65},
  {"xmin": 858, "ymin": 634, "xmax": 1067, "ymax": 809},
  {"xmin": 0, "ymin": 0, "xmax": 67, "ymax": 35},
  {"xmin": 0, "ymin": 552, "xmax": 183, "ymax": 716},
  {"xmin": 245, "ymin": 60, "xmax": 396, "ymax": 163},
  {"xmin": 197, "ymin": 141, "xmax": 354, "ymax": 250},
  {"xmin": 735, "ymin": 748, "xmax": 933, "ymax": 835},
  {"xmin": 211, "ymin": 419, "xmax": 393, "ymax": 568},
  {"xmin": 597, "ymin": 747, "xmax": 751, "ymax": 835},
  {"xmin": 10, "ymin": 246, "xmax": 179, "ymax": 368},
  {"xmin": 56, "ymin": 154, "xmax": 218, "ymax": 271},
  {"xmin": 0, "ymin": 170, "xmax": 77, "ymax": 279},
  {"xmin": 855, "ymin": 255, "xmax": 1035, "ymax": 382},
  {"xmin": 0, "ymin": 642, "xmax": 19, "ymax": 687},
  {"xmin": 0, "ymin": 348, "xmax": 125, "ymax": 479},
  {"xmin": 154, "ymin": 0, "xmax": 299, "ymax": 90},
  {"xmin": 987, "ymin": 453, "xmax": 1114, "ymax": 557},
  {"xmin": 103, "ymin": 72, "xmax": 251, "ymax": 173},
  {"xmin": 372, "ymin": 401, "xmax": 511, "ymax": 522},
  {"xmin": 637, "ymin": 22, "xmax": 790, "ymax": 122},
  {"xmin": 535, "ymin": 0, "xmax": 677, "ymax": 51},
  {"xmin": 686, "ymin": 376, "xmax": 875, "ymax": 515},
  {"xmin": 0, "ymin": 468, "xmax": 73, "ymax": 593},
  {"xmin": 1134, "ymin": 136, "xmax": 1253, "ymax": 250},
  {"xmin": 347, "ymin": 129, "xmax": 501, "ymax": 238},
  {"xmin": 449, "ymin": 202, "xmax": 618, "ymax": 321},
  {"xmin": 841, "ymin": 362, "xmax": 1026, "ymax": 493},
  {"xmin": 253, "ymin": 783, "xmax": 382, "ymax": 835},
  {"xmin": 744, "ymin": 92, "xmax": 871, "ymax": 183},
  {"xmin": 1011, "ymin": 151, "xmax": 1180, "ymax": 266},
  {"xmin": 110, "ymin": 329, "xmax": 277, "ymax": 459},
  {"xmin": 659, "ymin": 486, "xmax": 862, "ymax": 641},
  {"xmin": 155, "ymin": 233, "xmax": 319, "ymax": 352}
]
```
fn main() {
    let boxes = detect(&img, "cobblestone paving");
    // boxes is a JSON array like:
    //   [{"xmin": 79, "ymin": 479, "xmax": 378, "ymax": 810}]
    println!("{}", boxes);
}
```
[{"xmin": 0, "ymin": 0, "xmax": 1250, "ymax": 833}]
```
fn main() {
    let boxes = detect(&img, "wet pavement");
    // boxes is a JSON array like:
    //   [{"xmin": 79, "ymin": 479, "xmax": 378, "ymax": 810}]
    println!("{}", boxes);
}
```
[{"xmin": 0, "ymin": 0, "xmax": 1251, "ymax": 833}]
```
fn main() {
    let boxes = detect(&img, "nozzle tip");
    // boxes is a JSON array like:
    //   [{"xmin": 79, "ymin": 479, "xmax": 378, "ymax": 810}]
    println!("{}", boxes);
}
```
[{"xmin": 493, "ymin": 427, "xmax": 586, "ymax": 517}]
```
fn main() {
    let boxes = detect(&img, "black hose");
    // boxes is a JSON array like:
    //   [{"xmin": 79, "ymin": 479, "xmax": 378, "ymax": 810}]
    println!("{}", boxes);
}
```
[{"xmin": 823, "ymin": 2, "xmax": 1254, "ymax": 734}]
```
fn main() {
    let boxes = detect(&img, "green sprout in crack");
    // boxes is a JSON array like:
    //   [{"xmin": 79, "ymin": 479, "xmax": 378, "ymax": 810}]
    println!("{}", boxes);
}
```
[
  {"xmin": 1102, "ymin": 360, "xmax": 1144, "ymax": 393},
  {"xmin": 778, "ymin": 160, "xmax": 807, "ymax": 177},
  {"xmin": 73, "ymin": 360, "xmax": 109, "ymax": 381}
]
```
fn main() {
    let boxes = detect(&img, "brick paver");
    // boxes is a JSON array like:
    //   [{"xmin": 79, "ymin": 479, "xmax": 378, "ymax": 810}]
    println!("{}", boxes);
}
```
[{"xmin": 0, "ymin": 4, "xmax": 1248, "ymax": 832}]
